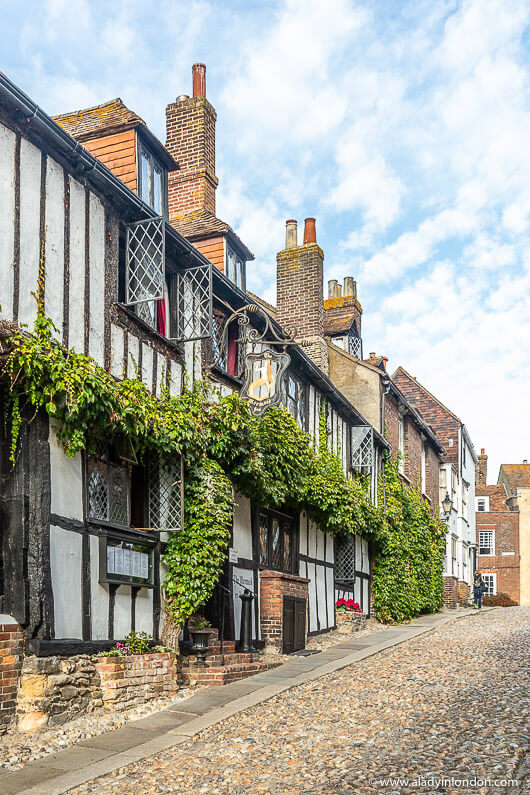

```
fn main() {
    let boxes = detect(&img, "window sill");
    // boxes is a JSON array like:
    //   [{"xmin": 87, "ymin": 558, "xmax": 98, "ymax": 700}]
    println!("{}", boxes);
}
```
[
  {"xmin": 398, "ymin": 472, "xmax": 411, "ymax": 485},
  {"xmin": 210, "ymin": 365, "xmax": 243, "ymax": 388},
  {"xmin": 90, "ymin": 520, "xmax": 158, "ymax": 543},
  {"xmin": 114, "ymin": 303, "xmax": 184, "ymax": 355}
]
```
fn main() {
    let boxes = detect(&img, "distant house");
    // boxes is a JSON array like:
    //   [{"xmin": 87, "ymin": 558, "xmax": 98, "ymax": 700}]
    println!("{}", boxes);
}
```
[
  {"xmin": 392, "ymin": 368, "xmax": 477, "ymax": 607},
  {"xmin": 495, "ymin": 458, "xmax": 530, "ymax": 605},
  {"xmin": 475, "ymin": 449, "xmax": 520, "ymax": 603}
]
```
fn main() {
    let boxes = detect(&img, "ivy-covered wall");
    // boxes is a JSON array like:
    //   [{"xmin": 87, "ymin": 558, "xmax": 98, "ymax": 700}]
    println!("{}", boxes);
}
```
[{"xmin": 1, "ymin": 316, "xmax": 445, "ymax": 633}]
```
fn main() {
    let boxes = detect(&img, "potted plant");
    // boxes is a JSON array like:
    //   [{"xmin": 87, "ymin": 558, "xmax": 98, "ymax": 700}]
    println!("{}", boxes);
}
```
[{"xmin": 335, "ymin": 599, "xmax": 366, "ymax": 631}]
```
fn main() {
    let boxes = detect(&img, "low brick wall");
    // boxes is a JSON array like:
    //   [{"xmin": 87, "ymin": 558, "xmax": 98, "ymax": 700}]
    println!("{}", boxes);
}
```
[
  {"xmin": 443, "ymin": 576, "xmax": 459, "ymax": 609},
  {"xmin": 0, "ymin": 622, "xmax": 23, "ymax": 733},
  {"xmin": 458, "ymin": 581, "xmax": 470, "ymax": 607},
  {"xmin": 95, "ymin": 652, "xmax": 177, "ymax": 710},
  {"xmin": 259, "ymin": 570, "xmax": 309, "ymax": 653}
]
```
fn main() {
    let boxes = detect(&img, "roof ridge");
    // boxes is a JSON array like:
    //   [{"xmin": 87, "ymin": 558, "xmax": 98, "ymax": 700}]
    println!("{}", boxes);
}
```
[
  {"xmin": 53, "ymin": 97, "xmax": 126, "ymax": 120},
  {"xmin": 392, "ymin": 366, "xmax": 461, "ymax": 423}
]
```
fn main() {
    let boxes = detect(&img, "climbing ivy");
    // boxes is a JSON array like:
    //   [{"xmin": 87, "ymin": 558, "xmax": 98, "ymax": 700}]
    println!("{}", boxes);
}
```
[
  {"xmin": 1, "ymin": 316, "xmax": 445, "ymax": 631},
  {"xmin": 371, "ymin": 455, "xmax": 446, "ymax": 623}
]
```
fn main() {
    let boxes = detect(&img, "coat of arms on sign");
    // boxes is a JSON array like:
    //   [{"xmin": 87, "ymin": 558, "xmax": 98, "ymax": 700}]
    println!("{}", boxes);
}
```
[{"xmin": 240, "ymin": 351, "xmax": 290, "ymax": 417}]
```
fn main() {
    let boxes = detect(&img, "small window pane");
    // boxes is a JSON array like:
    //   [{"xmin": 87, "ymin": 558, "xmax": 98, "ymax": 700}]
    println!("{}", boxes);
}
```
[
  {"xmin": 153, "ymin": 165, "xmax": 163, "ymax": 214},
  {"xmin": 109, "ymin": 464, "xmax": 129, "ymax": 525},
  {"xmin": 259, "ymin": 514, "xmax": 268, "ymax": 566},
  {"xmin": 88, "ymin": 459, "xmax": 108, "ymax": 520},
  {"xmin": 283, "ymin": 525, "xmax": 292, "ymax": 571},
  {"xmin": 140, "ymin": 150, "xmax": 150, "ymax": 204},
  {"xmin": 271, "ymin": 518, "xmax": 281, "ymax": 569}
]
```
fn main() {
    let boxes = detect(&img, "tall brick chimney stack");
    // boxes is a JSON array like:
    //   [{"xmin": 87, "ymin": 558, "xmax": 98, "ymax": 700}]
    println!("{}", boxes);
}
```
[
  {"xmin": 276, "ymin": 218, "xmax": 328, "ymax": 374},
  {"xmin": 165, "ymin": 63, "xmax": 218, "ymax": 222},
  {"xmin": 476, "ymin": 448, "xmax": 488, "ymax": 486}
]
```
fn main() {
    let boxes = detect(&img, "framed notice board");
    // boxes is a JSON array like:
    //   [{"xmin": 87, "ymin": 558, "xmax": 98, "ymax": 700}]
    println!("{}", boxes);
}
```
[{"xmin": 99, "ymin": 532, "xmax": 155, "ymax": 588}]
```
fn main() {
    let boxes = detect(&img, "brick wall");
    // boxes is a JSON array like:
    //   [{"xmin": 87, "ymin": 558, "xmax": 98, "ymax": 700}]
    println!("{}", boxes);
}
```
[
  {"xmin": 276, "ymin": 244, "xmax": 328, "ymax": 374},
  {"xmin": 458, "ymin": 581, "xmax": 470, "ymax": 606},
  {"xmin": 165, "ymin": 96, "xmax": 218, "ymax": 220},
  {"xmin": 443, "ymin": 575, "xmax": 459, "ymax": 608},
  {"xmin": 324, "ymin": 296, "xmax": 362, "ymax": 337},
  {"xmin": 476, "ymin": 510, "xmax": 520, "ymax": 603},
  {"xmin": 95, "ymin": 652, "xmax": 177, "ymax": 711},
  {"xmin": 404, "ymin": 416, "xmax": 421, "ymax": 489},
  {"xmin": 259, "ymin": 570, "xmax": 309, "ymax": 652},
  {"xmin": 0, "ymin": 622, "xmax": 23, "ymax": 733},
  {"xmin": 425, "ymin": 444, "xmax": 440, "ymax": 514}
]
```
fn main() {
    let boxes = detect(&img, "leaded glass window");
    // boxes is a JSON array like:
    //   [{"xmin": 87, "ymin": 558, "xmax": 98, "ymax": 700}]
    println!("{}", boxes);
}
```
[
  {"xmin": 88, "ymin": 445, "xmax": 130, "ymax": 527},
  {"xmin": 285, "ymin": 374, "xmax": 306, "ymax": 430},
  {"xmin": 257, "ymin": 510, "xmax": 297, "ymax": 574}
]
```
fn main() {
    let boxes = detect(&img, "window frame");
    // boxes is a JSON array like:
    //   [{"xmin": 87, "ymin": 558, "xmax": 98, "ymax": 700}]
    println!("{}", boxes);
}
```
[
  {"xmin": 348, "ymin": 325, "xmax": 362, "ymax": 359},
  {"xmin": 284, "ymin": 371, "xmax": 307, "ymax": 430},
  {"xmin": 226, "ymin": 243, "xmax": 246, "ymax": 291},
  {"xmin": 478, "ymin": 529, "xmax": 495, "ymax": 556},
  {"xmin": 476, "ymin": 497, "xmax": 489, "ymax": 512},
  {"xmin": 482, "ymin": 573, "xmax": 496, "ymax": 596},
  {"xmin": 398, "ymin": 416, "xmax": 405, "ymax": 474},
  {"xmin": 254, "ymin": 507, "xmax": 298, "ymax": 575},
  {"xmin": 87, "ymin": 446, "xmax": 133, "ymax": 530},
  {"xmin": 420, "ymin": 441, "xmax": 426, "ymax": 494},
  {"xmin": 137, "ymin": 137, "xmax": 168, "ymax": 218}
]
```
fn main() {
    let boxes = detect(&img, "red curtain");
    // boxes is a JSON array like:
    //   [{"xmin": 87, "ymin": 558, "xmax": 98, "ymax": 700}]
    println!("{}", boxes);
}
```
[{"xmin": 157, "ymin": 299, "xmax": 166, "ymax": 336}]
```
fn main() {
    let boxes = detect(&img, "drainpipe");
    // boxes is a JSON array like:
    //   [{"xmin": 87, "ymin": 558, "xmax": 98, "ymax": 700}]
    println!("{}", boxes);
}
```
[{"xmin": 381, "ymin": 378, "xmax": 391, "ymax": 512}]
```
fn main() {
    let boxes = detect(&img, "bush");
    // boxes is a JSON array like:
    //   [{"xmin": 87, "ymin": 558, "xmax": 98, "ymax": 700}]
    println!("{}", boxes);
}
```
[{"xmin": 482, "ymin": 592, "xmax": 518, "ymax": 607}]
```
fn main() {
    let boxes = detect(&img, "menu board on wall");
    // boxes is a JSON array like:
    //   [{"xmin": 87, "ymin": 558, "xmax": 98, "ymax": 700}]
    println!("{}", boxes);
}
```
[{"xmin": 103, "ymin": 537, "xmax": 153, "ymax": 586}]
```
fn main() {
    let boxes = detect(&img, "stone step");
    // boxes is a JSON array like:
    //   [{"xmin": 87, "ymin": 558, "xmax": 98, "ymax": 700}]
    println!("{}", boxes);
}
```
[
  {"xmin": 181, "ymin": 658, "xmax": 282, "ymax": 687},
  {"xmin": 181, "ymin": 651, "xmax": 261, "ymax": 667}
]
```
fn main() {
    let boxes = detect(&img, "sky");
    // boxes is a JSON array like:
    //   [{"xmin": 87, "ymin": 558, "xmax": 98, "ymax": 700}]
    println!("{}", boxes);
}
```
[{"xmin": 2, "ymin": 0, "xmax": 530, "ymax": 479}]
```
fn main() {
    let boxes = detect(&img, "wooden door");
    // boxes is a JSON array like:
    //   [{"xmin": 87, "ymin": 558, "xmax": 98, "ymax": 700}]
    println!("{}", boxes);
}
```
[{"xmin": 282, "ymin": 596, "xmax": 306, "ymax": 653}]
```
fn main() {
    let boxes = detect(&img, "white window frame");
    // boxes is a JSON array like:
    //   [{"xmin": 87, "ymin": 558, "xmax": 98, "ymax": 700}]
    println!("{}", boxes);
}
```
[
  {"xmin": 398, "ymin": 416, "xmax": 405, "ymax": 474},
  {"xmin": 137, "ymin": 139, "xmax": 167, "ymax": 218},
  {"xmin": 478, "ymin": 529, "xmax": 495, "ymax": 556},
  {"xmin": 226, "ymin": 243, "xmax": 246, "ymax": 291},
  {"xmin": 482, "ymin": 573, "xmax": 496, "ymax": 596},
  {"xmin": 421, "ymin": 442, "xmax": 426, "ymax": 495},
  {"xmin": 476, "ymin": 497, "xmax": 489, "ymax": 512}
]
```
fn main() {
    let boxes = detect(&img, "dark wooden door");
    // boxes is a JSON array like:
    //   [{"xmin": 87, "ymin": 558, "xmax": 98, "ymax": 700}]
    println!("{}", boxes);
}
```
[{"xmin": 282, "ymin": 596, "xmax": 306, "ymax": 653}]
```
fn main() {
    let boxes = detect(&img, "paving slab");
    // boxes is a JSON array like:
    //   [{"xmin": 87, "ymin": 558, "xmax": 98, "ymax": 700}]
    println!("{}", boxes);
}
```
[
  {"xmin": 78, "ymin": 726, "xmax": 160, "ymax": 752},
  {"xmin": 0, "ymin": 764, "xmax": 65, "ymax": 794},
  {"xmin": 36, "ymin": 745, "xmax": 112, "ymax": 770},
  {"xmin": 129, "ymin": 710, "xmax": 195, "ymax": 732}
]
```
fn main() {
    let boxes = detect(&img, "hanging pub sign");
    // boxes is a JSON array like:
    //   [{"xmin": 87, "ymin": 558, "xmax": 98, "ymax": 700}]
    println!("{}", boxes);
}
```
[{"xmin": 240, "ymin": 350, "xmax": 290, "ymax": 417}]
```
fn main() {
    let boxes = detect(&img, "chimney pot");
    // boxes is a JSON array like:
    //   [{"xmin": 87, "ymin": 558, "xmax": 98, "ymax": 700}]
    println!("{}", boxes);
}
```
[
  {"xmin": 524, "ymin": 459, "xmax": 528, "ymax": 464},
  {"xmin": 343, "ymin": 276, "xmax": 356, "ymax": 298},
  {"xmin": 480, "ymin": 448, "xmax": 485, "ymax": 455},
  {"xmin": 285, "ymin": 219, "xmax": 298, "ymax": 249},
  {"xmin": 328, "ymin": 280, "xmax": 342, "ymax": 298},
  {"xmin": 369, "ymin": 352, "xmax": 376, "ymax": 359},
  {"xmin": 192, "ymin": 62, "xmax": 206, "ymax": 98},
  {"xmin": 303, "ymin": 217, "xmax": 316, "ymax": 244}
]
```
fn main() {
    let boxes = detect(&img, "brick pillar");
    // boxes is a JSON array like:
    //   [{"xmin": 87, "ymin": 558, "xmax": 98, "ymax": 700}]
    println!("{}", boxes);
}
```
[
  {"xmin": 259, "ymin": 570, "xmax": 309, "ymax": 653},
  {"xmin": 166, "ymin": 64, "xmax": 218, "ymax": 223},
  {"xmin": 276, "ymin": 219, "xmax": 328, "ymax": 374},
  {"xmin": 0, "ymin": 620, "xmax": 23, "ymax": 732},
  {"xmin": 458, "ymin": 581, "xmax": 470, "ymax": 607},
  {"xmin": 443, "ymin": 576, "xmax": 459, "ymax": 609}
]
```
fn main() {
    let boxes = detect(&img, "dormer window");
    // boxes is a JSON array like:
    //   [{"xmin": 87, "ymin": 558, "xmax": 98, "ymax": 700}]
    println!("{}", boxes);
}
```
[
  {"xmin": 226, "ymin": 243, "xmax": 245, "ymax": 290},
  {"xmin": 138, "ymin": 139, "xmax": 167, "ymax": 217},
  {"xmin": 348, "ymin": 324, "xmax": 362, "ymax": 358}
]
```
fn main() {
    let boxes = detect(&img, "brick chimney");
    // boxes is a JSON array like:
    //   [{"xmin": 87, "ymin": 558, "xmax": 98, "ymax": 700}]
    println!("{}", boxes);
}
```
[
  {"xmin": 165, "ymin": 63, "xmax": 218, "ymax": 221},
  {"xmin": 476, "ymin": 448, "xmax": 488, "ymax": 486},
  {"xmin": 276, "ymin": 218, "xmax": 328, "ymax": 374}
]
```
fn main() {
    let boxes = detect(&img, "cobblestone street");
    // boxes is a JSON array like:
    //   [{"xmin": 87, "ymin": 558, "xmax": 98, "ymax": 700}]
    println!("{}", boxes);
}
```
[{"xmin": 71, "ymin": 607, "xmax": 529, "ymax": 794}]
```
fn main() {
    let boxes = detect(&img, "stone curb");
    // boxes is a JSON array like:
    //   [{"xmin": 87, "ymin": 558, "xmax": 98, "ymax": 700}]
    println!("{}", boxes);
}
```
[{"xmin": 7, "ymin": 608, "xmax": 492, "ymax": 794}]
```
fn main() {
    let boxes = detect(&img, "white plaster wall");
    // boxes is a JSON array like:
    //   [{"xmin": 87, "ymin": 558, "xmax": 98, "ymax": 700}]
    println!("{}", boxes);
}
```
[
  {"xmin": 308, "ymin": 520, "xmax": 317, "ymax": 559},
  {"xmin": 299, "ymin": 514, "xmax": 307, "ymax": 556},
  {"xmin": 308, "ymin": 386, "xmax": 315, "ymax": 445},
  {"xmin": 88, "ymin": 194, "xmax": 105, "ymax": 366},
  {"xmin": 127, "ymin": 333, "xmax": 140, "ymax": 378},
  {"xmin": 90, "ymin": 534, "xmax": 109, "ymax": 640},
  {"xmin": 169, "ymin": 361, "xmax": 182, "ymax": 397},
  {"xmin": 141, "ymin": 343, "xmax": 154, "ymax": 391},
  {"xmin": 315, "ymin": 526, "xmax": 325, "ymax": 562},
  {"xmin": 232, "ymin": 493, "xmax": 253, "ymax": 560},
  {"xmin": 325, "ymin": 533, "xmax": 334, "ymax": 564},
  {"xmin": 49, "ymin": 420, "xmax": 83, "ymax": 521},
  {"xmin": 306, "ymin": 562, "xmax": 317, "ymax": 632},
  {"xmin": 316, "ymin": 565, "xmax": 327, "ymax": 629},
  {"xmin": 18, "ymin": 138, "xmax": 41, "ymax": 330},
  {"xmin": 0, "ymin": 123, "xmax": 15, "ymax": 320},
  {"xmin": 68, "ymin": 177, "xmax": 86, "ymax": 352},
  {"xmin": 354, "ymin": 578, "xmax": 361, "ymax": 604},
  {"xmin": 114, "ymin": 589, "xmax": 132, "ymax": 639},
  {"xmin": 50, "ymin": 525, "xmax": 82, "ymax": 639},
  {"xmin": 110, "ymin": 323, "xmax": 125, "ymax": 380},
  {"xmin": 44, "ymin": 157, "xmax": 64, "ymax": 336},
  {"xmin": 299, "ymin": 558, "xmax": 307, "ymax": 580},
  {"xmin": 156, "ymin": 354, "xmax": 166, "ymax": 396},
  {"xmin": 134, "ymin": 589, "xmax": 154, "ymax": 635},
  {"xmin": 326, "ymin": 570, "xmax": 335, "ymax": 625},
  {"xmin": 361, "ymin": 538, "xmax": 370, "ymax": 574},
  {"xmin": 362, "ymin": 579, "xmax": 369, "ymax": 613}
]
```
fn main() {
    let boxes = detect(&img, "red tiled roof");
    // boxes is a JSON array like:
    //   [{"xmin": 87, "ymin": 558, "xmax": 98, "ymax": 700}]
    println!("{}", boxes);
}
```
[
  {"xmin": 475, "ymin": 484, "xmax": 509, "ymax": 511},
  {"xmin": 53, "ymin": 99, "xmax": 177, "ymax": 171},
  {"xmin": 170, "ymin": 210, "xmax": 254, "ymax": 261},
  {"xmin": 499, "ymin": 463, "xmax": 530, "ymax": 491},
  {"xmin": 392, "ymin": 366, "xmax": 461, "ymax": 464}
]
